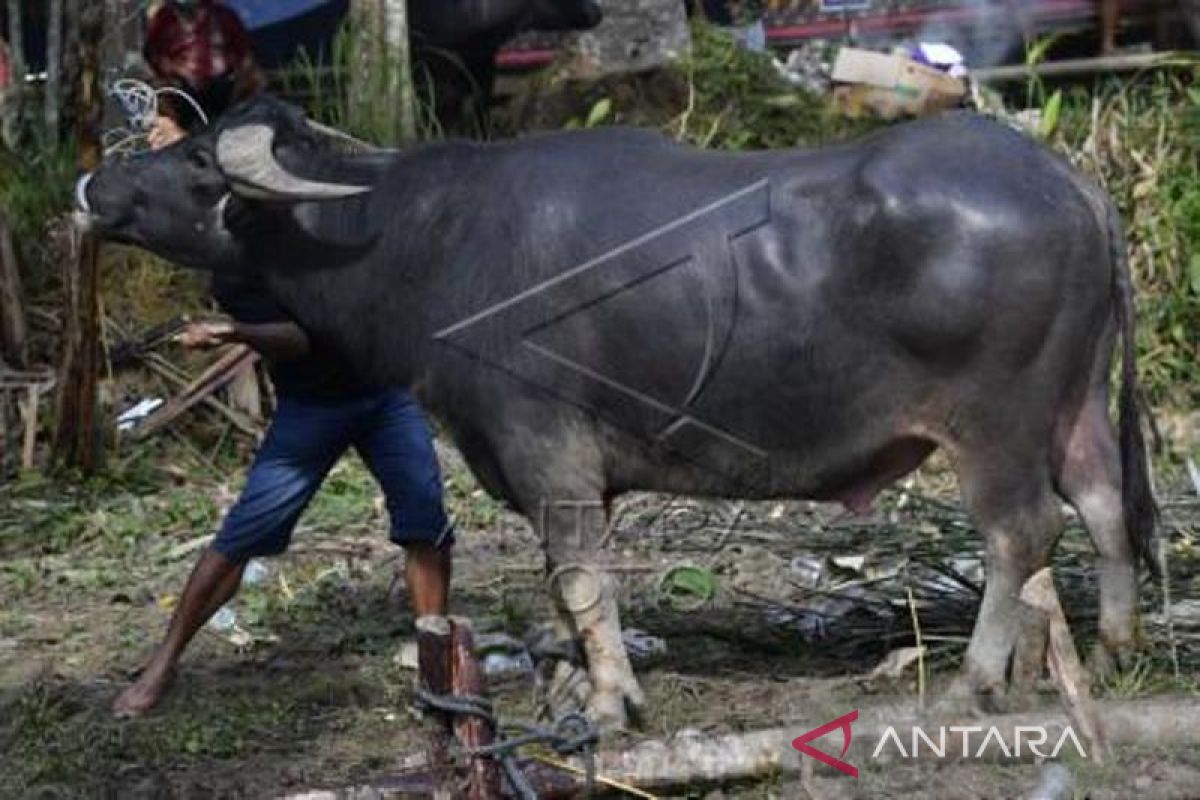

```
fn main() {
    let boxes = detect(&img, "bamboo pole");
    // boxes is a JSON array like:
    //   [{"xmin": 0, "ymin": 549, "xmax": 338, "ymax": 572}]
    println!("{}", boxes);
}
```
[{"xmin": 972, "ymin": 51, "xmax": 1193, "ymax": 83}]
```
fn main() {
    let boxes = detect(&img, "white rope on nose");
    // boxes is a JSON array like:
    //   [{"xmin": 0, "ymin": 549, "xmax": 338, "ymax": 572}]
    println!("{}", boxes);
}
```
[{"xmin": 103, "ymin": 78, "xmax": 210, "ymax": 157}]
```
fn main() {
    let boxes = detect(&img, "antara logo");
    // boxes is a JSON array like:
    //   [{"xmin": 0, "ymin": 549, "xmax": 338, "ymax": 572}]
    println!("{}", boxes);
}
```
[{"xmin": 791, "ymin": 709, "xmax": 859, "ymax": 778}]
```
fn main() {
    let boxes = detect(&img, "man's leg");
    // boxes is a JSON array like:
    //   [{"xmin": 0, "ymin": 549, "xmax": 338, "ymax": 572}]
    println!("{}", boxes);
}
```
[
  {"xmin": 113, "ymin": 395, "xmax": 351, "ymax": 716},
  {"xmin": 404, "ymin": 543, "xmax": 451, "ymax": 617},
  {"xmin": 113, "ymin": 550, "xmax": 245, "ymax": 716},
  {"xmin": 355, "ymin": 388, "xmax": 454, "ymax": 618}
]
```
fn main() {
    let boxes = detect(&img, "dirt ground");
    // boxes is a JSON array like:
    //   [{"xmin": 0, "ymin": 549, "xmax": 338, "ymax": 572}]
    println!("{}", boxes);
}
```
[{"xmin": 1, "ymin": 435, "xmax": 1198, "ymax": 799}]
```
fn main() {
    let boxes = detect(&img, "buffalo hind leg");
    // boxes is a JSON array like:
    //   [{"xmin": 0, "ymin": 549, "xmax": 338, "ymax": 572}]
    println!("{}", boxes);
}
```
[
  {"xmin": 1054, "ymin": 397, "xmax": 1141, "ymax": 674},
  {"xmin": 539, "ymin": 497, "xmax": 645, "ymax": 730},
  {"xmin": 952, "ymin": 455, "xmax": 1064, "ymax": 705}
]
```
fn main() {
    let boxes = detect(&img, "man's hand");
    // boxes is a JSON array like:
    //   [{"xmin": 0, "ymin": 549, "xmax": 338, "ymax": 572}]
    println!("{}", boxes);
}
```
[
  {"xmin": 177, "ymin": 319, "xmax": 237, "ymax": 350},
  {"xmin": 148, "ymin": 114, "xmax": 187, "ymax": 150}
]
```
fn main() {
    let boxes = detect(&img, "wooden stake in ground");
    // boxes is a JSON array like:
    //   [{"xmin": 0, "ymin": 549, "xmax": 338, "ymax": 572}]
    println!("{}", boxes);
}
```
[
  {"xmin": 51, "ymin": 224, "xmax": 102, "ymax": 472},
  {"xmin": 1018, "ymin": 567, "xmax": 1110, "ymax": 762},
  {"xmin": 416, "ymin": 615, "xmax": 457, "ymax": 799},
  {"xmin": 449, "ymin": 617, "xmax": 501, "ymax": 800}
]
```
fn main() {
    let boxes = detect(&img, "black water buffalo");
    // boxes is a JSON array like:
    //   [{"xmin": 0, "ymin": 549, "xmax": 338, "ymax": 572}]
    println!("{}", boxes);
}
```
[
  {"xmin": 409, "ymin": 0, "xmax": 603, "ymax": 135},
  {"xmin": 77, "ymin": 97, "xmax": 1155, "ymax": 728}
]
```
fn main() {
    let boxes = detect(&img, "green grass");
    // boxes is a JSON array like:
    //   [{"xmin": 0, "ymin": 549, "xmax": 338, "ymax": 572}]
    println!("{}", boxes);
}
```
[
  {"xmin": 1048, "ymin": 70, "xmax": 1200, "ymax": 405},
  {"xmin": 0, "ymin": 135, "xmax": 76, "ymax": 297}
]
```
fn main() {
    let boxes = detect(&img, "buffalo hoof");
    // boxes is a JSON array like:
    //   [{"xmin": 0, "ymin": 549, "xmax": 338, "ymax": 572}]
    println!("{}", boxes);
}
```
[
  {"xmin": 546, "ymin": 660, "xmax": 646, "ymax": 732},
  {"xmin": 937, "ymin": 673, "xmax": 1008, "ymax": 717},
  {"xmin": 1088, "ymin": 639, "xmax": 1142, "ymax": 686},
  {"xmin": 585, "ymin": 677, "xmax": 646, "ymax": 733}
]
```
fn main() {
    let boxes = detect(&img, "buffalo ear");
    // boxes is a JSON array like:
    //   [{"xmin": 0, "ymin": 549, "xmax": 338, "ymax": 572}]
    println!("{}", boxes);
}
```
[{"xmin": 216, "ymin": 124, "xmax": 372, "ymax": 202}]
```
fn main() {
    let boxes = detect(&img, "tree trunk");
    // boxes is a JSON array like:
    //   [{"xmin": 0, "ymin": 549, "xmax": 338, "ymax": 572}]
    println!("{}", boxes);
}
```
[
  {"xmin": 382, "ymin": 0, "xmax": 417, "ymax": 142},
  {"xmin": 347, "ymin": 0, "xmax": 384, "ymax": 139},
  {"xmin": 50, "ymin": 0, "xmax": 102, "ymax": 472},
  {"xmin": 2, "ymin": 0, "xmax": 23, "ymax": 147},
  {"xmin": 0, "ymin": 208, "xmax": 26, "ymax": 369},
  {"xmin": 44, "ymin": 0, "xmax": 62, "ymax": 140},
  {"xmin": 101, "ymin": 0, "xmax": 140, "ymax": 78}
]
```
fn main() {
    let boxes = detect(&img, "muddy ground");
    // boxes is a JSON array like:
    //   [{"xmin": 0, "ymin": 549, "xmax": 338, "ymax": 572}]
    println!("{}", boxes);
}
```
[{"xmin": 1, "ymin": 437, "xmax": 1198, "ymax": 799}]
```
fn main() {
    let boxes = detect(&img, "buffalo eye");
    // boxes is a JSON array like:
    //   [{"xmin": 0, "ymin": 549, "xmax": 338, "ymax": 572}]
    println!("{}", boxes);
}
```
[{"xmin": 188, "ymin": 147, "xmax": 215, "ymax": 171}]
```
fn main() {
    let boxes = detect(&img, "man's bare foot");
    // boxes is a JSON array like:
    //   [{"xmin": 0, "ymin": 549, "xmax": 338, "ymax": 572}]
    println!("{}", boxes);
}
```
[{"xmin": 113, "ymin": 660, "xmax": 177, "ymax": 718}]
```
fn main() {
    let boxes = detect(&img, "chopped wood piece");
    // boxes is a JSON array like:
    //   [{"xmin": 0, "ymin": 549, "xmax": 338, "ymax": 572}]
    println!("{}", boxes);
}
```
[{"xmin": 1019, "ymin": 568, "xmax": 1109, "ymax": 763}]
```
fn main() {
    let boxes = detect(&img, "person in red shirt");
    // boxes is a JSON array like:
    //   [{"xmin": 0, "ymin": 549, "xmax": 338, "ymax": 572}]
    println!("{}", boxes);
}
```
[
  {"xmin": 144, "ymin": 0, "xmax": 263, "ymax": 145},
  {"xmin": 0, "ymin": 36, "xmax": 10, "ymax": 90}
]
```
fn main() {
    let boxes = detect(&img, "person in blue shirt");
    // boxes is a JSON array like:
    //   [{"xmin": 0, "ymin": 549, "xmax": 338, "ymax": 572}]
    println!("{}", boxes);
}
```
[{"xmin": 113, "ymin": 272, "xmax": 453, "ymax": 716}]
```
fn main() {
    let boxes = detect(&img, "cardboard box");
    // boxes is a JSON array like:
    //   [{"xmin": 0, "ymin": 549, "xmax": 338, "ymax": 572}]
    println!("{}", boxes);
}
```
[{"xmin": 830, "ymin": 47, "xmax": 966, "ymax": 119}]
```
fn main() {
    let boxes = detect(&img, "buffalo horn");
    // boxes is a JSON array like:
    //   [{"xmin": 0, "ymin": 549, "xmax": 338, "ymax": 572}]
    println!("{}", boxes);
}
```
[{"xmin": 216, "ymin": 124, "xmax": 370, "ymax": 201}]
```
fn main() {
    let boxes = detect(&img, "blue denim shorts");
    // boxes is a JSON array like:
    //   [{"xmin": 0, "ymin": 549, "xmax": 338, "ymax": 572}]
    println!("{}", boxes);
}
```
[{"xmin": 212, "ymin": 387, "xmax": 453, "ymax": 562}]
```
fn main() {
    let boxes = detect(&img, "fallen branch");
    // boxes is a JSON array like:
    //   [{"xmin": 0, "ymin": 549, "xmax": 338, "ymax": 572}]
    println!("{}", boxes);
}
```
[
  {"xmin": 1019, "ymin": 568, "xmax": 1109, "ymax": 762},
  {"xmin": 562, "ymin": 699, "xmax": 1198, "ymax": 788},
  {"xmin": 288, "ymin": 699, "xmax": 1200, "ymax": 797},
  {"xmin": 136, "ymin": 346, "xmax": 260, "ymax": 438}
]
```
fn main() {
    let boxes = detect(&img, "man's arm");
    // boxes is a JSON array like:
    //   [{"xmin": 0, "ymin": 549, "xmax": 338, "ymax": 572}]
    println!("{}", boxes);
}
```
[{"xmin": 178, "ymin": 319, "xmax": 311, "ymax": 362}]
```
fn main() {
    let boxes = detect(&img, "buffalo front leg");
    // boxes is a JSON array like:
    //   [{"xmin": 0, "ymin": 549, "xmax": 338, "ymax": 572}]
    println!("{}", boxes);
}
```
[{"xmin": 540, "ymin": 498, "xmax": 645, "ymax": 730}]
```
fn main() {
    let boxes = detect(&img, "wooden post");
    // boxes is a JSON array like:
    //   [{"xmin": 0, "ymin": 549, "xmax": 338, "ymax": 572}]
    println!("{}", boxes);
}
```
[
  {"xmin": 0, "ymin": 209, "xmax": 26, "ymax": 368},
  {"xmin": 3, "ymin": 0, "xmax": 23, "ymax": 147},
  {"xmin": 449, "ymin": 618, "xmax": 501, "ymax": 800},
  {"xmin": 19, "ymin": 383, "xmax": 37, "ymax": 469},
  {"xmin": 416, "ymin": 615, "xmax": 457, "ymax": 800},
  {"xmin": 50, "ymin": 0, "xmax": 102, "ymax": 472}
]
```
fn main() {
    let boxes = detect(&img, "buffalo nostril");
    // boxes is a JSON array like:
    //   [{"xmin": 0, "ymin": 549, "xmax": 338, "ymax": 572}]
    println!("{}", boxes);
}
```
[{"xmin": 75, "ymin": 173, "xmax": 94, "ymax": 213}]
